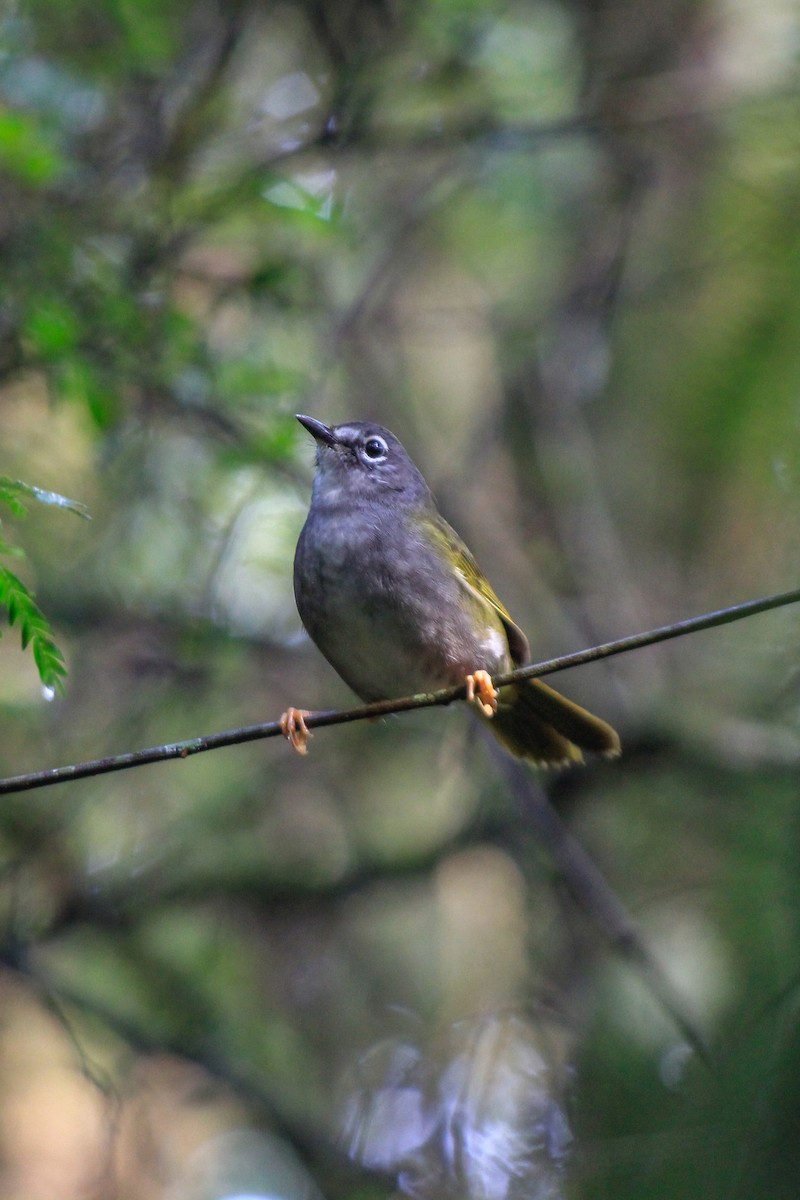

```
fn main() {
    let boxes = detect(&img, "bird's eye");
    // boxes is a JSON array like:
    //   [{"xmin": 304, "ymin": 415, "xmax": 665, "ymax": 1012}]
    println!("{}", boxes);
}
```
[{"xmin": 362, "ymin": 436, "xmax": 388, "ymax": 461}]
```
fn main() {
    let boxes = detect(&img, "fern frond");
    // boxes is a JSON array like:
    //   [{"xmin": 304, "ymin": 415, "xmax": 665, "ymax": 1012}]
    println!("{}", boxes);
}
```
[
  {"xmin": 0, "ymin": 566, "xmax": 68, "ymax": 692},
  {"xmin": 0, "ymin": 475, "xmax": 88, "ymax": 690},
  {"xmin": 0, "ymin": 475, "xmax": 90, "ymax": 520}
]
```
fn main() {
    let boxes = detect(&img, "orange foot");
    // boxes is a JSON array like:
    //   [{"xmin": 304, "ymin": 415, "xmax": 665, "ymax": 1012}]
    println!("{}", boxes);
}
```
[
  {"xmin": 466, "ymin": 670, "xmax": 498, "ymax": 718},
  {"xmin": 279, "ymin": 707, "xmax": 313, "ymax": 755}
]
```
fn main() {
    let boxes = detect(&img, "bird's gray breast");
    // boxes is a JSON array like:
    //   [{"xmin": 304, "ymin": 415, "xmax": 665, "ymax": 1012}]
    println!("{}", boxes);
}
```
[{"xmin": 293, "ymin": 503, "xmax": 509, "ymax": 701}]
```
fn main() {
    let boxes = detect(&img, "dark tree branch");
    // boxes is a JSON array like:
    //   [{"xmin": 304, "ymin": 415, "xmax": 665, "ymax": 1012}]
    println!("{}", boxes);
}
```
[
  {"xmin": 492, "ymin": 745, "xmax": 712, "ymax": 1062},
  {"xmin": 1, "ymin": 586, "xmax": 799, "ymax": 795}
]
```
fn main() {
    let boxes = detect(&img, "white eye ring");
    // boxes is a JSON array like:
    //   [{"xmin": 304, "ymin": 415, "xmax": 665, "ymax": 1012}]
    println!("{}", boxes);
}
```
[{"xmin": 362, "ymin": 436, "xmax": 388, "ymax": 462}]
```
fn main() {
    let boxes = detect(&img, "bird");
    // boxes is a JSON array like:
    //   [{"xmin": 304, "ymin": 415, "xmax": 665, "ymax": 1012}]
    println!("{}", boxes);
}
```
[{"xmin": 280, "ymin": 414, "xmax": 620, "ymax": 766}]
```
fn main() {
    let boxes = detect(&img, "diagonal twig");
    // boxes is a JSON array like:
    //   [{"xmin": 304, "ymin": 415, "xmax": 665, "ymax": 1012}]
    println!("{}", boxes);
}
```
[
  {"xmin": 1, "ymin": 586, "xmax": 799, "ymax": 796},
  {"xmin": 492, "ymin": 744, "xmax": 712, "ymax": 1063}
]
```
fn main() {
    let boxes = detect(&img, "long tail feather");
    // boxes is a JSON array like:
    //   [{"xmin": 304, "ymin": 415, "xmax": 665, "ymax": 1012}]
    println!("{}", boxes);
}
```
[{"xmin": 490, "ymin": 678, "xmax": 620, "ymax": 767}]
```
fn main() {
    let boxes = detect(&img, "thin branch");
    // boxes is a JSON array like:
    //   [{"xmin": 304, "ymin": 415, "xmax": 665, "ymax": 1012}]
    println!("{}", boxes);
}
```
[
  {"xmin": 491, "ymin": 744, "xmax": 712, "ymax": 1062},
  {"xmin": 1, "ymin": 586, "xmax": 799, "ymax": 796}
]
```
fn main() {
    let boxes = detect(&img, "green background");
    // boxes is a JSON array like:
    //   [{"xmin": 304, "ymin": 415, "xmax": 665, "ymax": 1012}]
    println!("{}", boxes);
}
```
[{"xmin": 2, "ymin": 0, "xmax": 800, "ymax": 1196}]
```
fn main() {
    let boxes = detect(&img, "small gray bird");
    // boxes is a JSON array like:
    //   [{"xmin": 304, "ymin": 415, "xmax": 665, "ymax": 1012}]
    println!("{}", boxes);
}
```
[{"xmin": 282, "ymin": 414, "xmax": 620, "ymax": 766}]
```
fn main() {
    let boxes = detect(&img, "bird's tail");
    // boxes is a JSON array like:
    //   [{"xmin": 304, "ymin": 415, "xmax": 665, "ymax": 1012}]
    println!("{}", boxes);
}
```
[{"xmin": 489, "ymin": 678, "xmax": 620, "ymax": 767}]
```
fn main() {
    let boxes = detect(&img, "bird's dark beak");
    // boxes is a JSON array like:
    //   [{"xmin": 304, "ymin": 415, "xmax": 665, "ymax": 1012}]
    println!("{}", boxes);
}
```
[{"xmin": 296, "ymin": 414, "xmax": 338, "ymax": 447}]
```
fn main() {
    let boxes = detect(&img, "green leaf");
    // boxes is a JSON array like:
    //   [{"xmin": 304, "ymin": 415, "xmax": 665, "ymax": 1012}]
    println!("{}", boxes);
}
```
[
  {"xmin": 0, "ymin": 110, "xmax": 66, "ymax": 186},
  {"xmin": 57, "ymin": 358, "xmax": 121, "ymax": 431},
  {"xmin": 0, "ymin": 488, "xmax": 29, "ymax": 519},
  {"xmin": 23, "ymin": 296, "xmax": 79, "ymax": 359},
  {"xmin": 111, "ymin": 0, "xmax": 181, "ymax": 68},
  {"xmin": 0, "ymin": 475, "xmax": 85, "ymax": 688},
  {"xmin": 0, "ymin": 566, "xmax": 68, "ymax": 692},
  {"xmin": 0, "ymin": 476, "xmax": 90, "ymax": 520}
]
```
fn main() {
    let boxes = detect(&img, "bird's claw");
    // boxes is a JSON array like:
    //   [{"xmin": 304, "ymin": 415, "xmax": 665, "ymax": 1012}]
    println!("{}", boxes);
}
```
[
  {"xmin": 466, "ymin": 670, "xmax": 498, "ymax": 718},
  {"xmin": 279, "ymin": 707, "xmax": 313, "ymax": 755}
]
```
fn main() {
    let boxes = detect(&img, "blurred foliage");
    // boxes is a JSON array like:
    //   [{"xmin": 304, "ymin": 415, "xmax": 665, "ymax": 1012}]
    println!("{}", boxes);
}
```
[{"xmin": 2, "ymin": 0, "xmax": 800, "ymax": 1197}]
